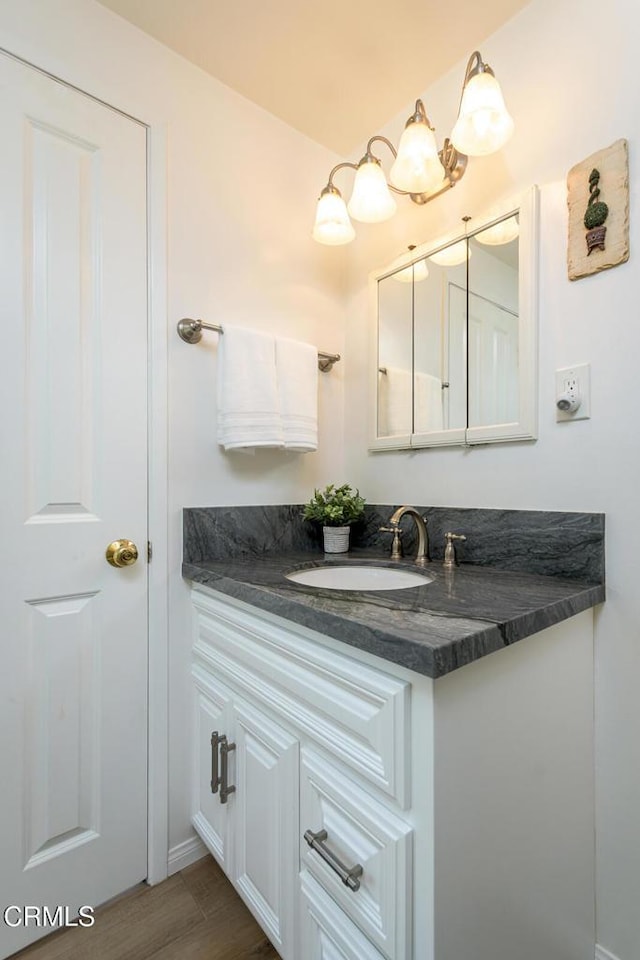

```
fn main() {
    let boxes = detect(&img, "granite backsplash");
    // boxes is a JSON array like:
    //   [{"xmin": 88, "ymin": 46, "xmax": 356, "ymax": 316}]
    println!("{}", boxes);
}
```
[{"xmin": 184, "ymin": 504, "xmax": 605, "ymax": 584}]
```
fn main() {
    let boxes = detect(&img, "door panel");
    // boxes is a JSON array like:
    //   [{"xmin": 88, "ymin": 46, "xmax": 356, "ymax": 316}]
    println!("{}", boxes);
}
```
[
  {"xmin": 0, "ymin": 53, "xmax": 148, "ymax": 957},
  {"xmin": 25, "ymin": 118, "xmax": 99, "ymax": 520},
  {"xmin": 23, "ymin": 592, "xmax": 101, "ymax": 869}
]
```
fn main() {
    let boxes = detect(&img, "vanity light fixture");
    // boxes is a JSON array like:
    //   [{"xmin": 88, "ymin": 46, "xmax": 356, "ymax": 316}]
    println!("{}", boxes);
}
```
[{"xmin": 312, "ymin": 50, "xmax": 513, "ymax": 246}]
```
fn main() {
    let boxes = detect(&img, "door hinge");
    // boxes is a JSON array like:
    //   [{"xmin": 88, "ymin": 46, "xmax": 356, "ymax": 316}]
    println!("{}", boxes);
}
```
[{"xmin": 147, "ymin": 541, "xmax": 152, "ymax": 563}]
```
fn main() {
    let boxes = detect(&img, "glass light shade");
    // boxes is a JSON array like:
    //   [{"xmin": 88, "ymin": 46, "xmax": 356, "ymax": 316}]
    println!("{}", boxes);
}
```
[
  {"xmin": 348, "ymin": 159, "xmax": 397, "ymax": 223},
  {"xmin": 389, "ymin": 122, "xmax": 446, "ymax": 194},
  {"xmin": 450, "ymin": 71, "xmax": 514, "ymax": 157},
  {"xmin": 474, "ymin": 216, "xmax": 519, "ymax": 246},
  {"xmin": 429, "ymin": 239, "xmax": 469, "ymax": 266},
  {"xmin": 312, "ymin": 188, "xmax": 355, "ymax": 245},
  {"xmin": 391, "ymin": 259, "xmax": 429, "ymax": 283}
]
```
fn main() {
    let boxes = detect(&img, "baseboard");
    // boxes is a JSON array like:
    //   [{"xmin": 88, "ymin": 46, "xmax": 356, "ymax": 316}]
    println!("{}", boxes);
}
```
[
  {"xmin": 596, "ymin": 945, "xmax": 621, "ymax": 960},
  {"xmin": 167, "ymin": 835, "xmax": 209, "ymax": 875}
]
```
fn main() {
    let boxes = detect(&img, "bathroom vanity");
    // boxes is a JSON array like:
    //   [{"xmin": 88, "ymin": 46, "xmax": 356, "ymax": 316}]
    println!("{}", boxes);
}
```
[{"xmin": 183, "ymin": 505, "xmax": 604, "ymax": 960}]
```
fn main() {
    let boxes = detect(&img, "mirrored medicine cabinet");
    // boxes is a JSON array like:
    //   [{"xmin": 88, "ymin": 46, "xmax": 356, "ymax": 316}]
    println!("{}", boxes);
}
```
[{"xmin": 371, "ymin": 185, "xmax": 539, "ymax": 450}]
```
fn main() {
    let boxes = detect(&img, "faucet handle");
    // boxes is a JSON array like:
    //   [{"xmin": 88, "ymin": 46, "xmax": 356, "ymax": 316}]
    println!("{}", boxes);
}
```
[
  {"xmin": 379, "ymin": 525, "xmax": 403, "ymax": 559},
  {"xmin": 443, "ymin": 532, "xmax": 466, "ymax": 569}
]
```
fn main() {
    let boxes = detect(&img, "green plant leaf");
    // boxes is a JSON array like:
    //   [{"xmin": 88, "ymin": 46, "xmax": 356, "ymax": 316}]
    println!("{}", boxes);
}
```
[{"xmin": 302, "ymin": 483, "xmax": 366, "ymax": 526}]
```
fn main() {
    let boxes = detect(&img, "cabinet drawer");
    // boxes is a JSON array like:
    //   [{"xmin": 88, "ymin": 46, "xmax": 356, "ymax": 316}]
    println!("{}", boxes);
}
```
[
  {"xmin": 300, "ymin": 749, "xmax": 412, "ymax": 960},
  {"xmin": 300, "ymin": 870, "xmax": 386, "ymax": 960},
  {"xmin": 192, "ymin": 588, "xmax": 410, "ymax": 806}
]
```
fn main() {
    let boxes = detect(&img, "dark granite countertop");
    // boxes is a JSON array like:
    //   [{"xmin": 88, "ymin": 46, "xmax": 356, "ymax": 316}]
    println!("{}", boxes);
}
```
[{"xmin": 183, "ymin": 549, "xmax": 605, "ymax": 679}]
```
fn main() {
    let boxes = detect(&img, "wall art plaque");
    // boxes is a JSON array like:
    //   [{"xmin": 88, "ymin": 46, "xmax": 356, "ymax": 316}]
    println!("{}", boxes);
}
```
[{"xmin": 567, "ymin": 138, "xmax": 629, "ymax": 281}]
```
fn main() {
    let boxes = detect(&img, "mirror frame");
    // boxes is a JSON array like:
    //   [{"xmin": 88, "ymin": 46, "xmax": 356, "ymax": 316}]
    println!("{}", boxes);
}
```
[{"xmin": 369, "ymin": 185, "xmax": 539, "ymax": 451}]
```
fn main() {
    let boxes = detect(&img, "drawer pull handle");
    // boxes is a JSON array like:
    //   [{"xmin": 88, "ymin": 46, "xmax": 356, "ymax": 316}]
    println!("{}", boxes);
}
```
[
  {"xmin": 219, "ymin": 735, "xmax": 236, "ymax": 804},
  {"xmin": 304, "ymin": 829, "xmax": 364, "ymax": 892},
  {"xmin": 210, "ymin": 731, "xmax": 221, "ymax": 794}
]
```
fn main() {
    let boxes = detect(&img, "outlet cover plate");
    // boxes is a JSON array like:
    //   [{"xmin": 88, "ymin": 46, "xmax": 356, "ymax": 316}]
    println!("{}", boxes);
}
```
[{"xmin": 556, "ymin": 363, "xmax": 591, "ymax": 421}]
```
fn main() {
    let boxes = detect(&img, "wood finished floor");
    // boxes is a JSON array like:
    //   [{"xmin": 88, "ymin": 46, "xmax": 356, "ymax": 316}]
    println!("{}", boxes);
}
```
[{"xmin": 12, "ymin": 856, "xmax": 282, "ymax": 960}]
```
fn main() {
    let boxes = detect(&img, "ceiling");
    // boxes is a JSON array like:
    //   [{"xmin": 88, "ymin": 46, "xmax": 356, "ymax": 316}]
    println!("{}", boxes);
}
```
[{"xmin": 97, "ymin": 0, "xmax": 530, "ymax": 156}]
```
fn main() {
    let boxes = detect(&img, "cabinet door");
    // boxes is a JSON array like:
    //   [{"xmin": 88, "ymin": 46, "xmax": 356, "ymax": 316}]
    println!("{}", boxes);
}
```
[
  {"xmin": 232, "ymin": 697, "xmax": 299, "ymax": 959},
  {"xmin": 191, "ymin": 664, "xmax": 233, "ymax": 871},
  {"xmin": 300, "ymin": 871, "xmax": 386, "ymax": 960}
]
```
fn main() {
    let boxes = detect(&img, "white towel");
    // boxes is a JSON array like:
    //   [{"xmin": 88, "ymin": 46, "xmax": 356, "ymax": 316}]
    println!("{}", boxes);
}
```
[
  {"xmin": 414, "ymin": 372, "xmax": 444, "ymax": 433},
  {"xmin": 217, "ymin": 326, "xmax": 284, "ymax": 450},
  {"xmin": 276, "ymin": 336, "xmax": 318, "ymax": 451},
  {"xmin": 377, "ymin": 368, "xmax": 443, "ymax": 435},
  {"xmin": 378, "ymin": 367, "xmax": 412, "ymax": 436}
]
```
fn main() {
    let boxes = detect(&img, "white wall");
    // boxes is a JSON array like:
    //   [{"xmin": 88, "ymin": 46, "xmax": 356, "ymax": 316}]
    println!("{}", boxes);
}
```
[
  {"xmin": 0, "ymin": 0, "xmax": 347, "ymax": 860},
  {"xmin": 344, "ymin": 1, "xmax": 639, "ymax": 956}
]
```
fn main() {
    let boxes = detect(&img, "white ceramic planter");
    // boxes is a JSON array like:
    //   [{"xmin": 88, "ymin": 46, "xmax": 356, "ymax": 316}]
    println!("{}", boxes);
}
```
[{"xmin": 322, "ymin": 525, "xmax": 350, "ymax": 554}]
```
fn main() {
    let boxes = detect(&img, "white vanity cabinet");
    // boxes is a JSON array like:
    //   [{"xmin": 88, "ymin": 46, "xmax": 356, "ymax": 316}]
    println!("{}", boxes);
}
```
[{"xmin": 190, "ymin": 585, "xmax": 595, "ymax": 960}]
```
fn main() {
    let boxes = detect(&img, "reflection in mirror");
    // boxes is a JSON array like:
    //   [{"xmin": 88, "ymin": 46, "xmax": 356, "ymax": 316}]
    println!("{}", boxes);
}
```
[
  {"xmin": 429, "ymin": 239, "xmax": 468, "ymax": 266},
  {"xmin": 467, "ymin": 214, "xmax": 519, "ymax": 428},
  {"xmin": 413, "ymin": 252, "xmax": 467, "ymax": 434},
  {"xmin": 377, "ymin": 268, "xmax": 413, "ymax": 438}
]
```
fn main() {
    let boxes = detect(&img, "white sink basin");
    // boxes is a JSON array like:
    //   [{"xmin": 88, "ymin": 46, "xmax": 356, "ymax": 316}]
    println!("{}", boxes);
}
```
[{"xmin": 285, "ymin": 564, "xmax": 433, "ymax": 592}]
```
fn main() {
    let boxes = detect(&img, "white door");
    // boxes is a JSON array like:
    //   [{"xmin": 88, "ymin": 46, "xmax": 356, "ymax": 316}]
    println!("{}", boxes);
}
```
[{"xmin": 0, "ymin": 54, "xmax": 148, "ymax": 957}]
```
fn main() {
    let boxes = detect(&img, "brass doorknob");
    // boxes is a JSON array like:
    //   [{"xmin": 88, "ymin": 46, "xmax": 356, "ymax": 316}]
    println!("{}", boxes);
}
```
[{"xmin": 106, "ymin": 539, "xmax": 139, "ymax": 568}]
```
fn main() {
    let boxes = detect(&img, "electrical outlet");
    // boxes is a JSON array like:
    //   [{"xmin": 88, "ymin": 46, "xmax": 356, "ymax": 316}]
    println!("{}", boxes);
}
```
[{"xmin": 555, "ymin": 363, "xmax": 591, "ymax": 421}]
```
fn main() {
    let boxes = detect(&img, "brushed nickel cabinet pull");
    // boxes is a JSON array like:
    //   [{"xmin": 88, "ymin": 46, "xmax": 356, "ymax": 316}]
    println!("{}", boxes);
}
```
[
  {"xmin": 304, "ymin": 828, "xmax": 364, "ymax": 892},
  {"xmin": 220, "ymin": 736, "xmax": 236, "ymax": 804},
  {"xmin": 210, "ymin": 731, "xmax": 221, "ymax": 794}
]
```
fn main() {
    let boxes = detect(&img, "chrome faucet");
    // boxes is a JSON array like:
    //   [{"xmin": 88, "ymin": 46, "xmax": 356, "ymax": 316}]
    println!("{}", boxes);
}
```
[{"xmin": 380, "ymin": 506, "xmax": 430, "ymax": 564}]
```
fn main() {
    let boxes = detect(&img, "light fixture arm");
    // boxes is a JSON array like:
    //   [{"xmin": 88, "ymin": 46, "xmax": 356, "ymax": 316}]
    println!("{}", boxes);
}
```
[
  {"xmin": 407, "ymin": 99, "xmax": 433, "ymax": 127},
  {"xmin": 465, "ymin": 50, "xmax": 495, "ymax": 82},
  {"xmin": 456, "ymin": 50, "xmax": 494, "ymax": 112},
  {"xmin": 326, "ymin": 160, "xmax": 358, "ymax": 190},
  {"xmin": 464, "ymin": 50, "xmax": 485, "ymax": 80},
  {"xmin": 440, "ymin": 138, "xmax": 467, "ymax": 184},
  {"xmin": 364, "ymin": 135, "xmax": 419, "ymax": 198},
  {"xmin": 366, "ymin": 134, "xmax": 397, "ymax": 161}
]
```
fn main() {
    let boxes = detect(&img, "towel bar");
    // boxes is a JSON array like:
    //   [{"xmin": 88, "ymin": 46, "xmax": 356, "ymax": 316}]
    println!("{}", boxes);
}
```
[{"xmin": 177, "ymin": 318, "xmax": 341, "ymax": 373}]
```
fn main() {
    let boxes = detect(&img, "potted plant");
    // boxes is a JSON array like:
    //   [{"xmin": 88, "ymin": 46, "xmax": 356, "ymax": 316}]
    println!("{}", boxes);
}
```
[{"xmin": 302, "ymin": 483, "xmax": 366, "ymax": 553}]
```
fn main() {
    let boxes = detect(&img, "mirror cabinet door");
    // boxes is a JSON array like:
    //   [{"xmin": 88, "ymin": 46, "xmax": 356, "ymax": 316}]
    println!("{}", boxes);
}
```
[
  {"xmin": 377, "ymin": 267, "xmax": 413, "ymax": 443},
  {"xmin": 370, "ymin": 186, "xmax": 538, "ymax": 451}
]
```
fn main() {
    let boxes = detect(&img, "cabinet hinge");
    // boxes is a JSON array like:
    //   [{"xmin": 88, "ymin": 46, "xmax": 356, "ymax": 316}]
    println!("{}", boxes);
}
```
[{"xmin": 147, "ymin": 541, "xmax": 153, "ymax": 563}]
